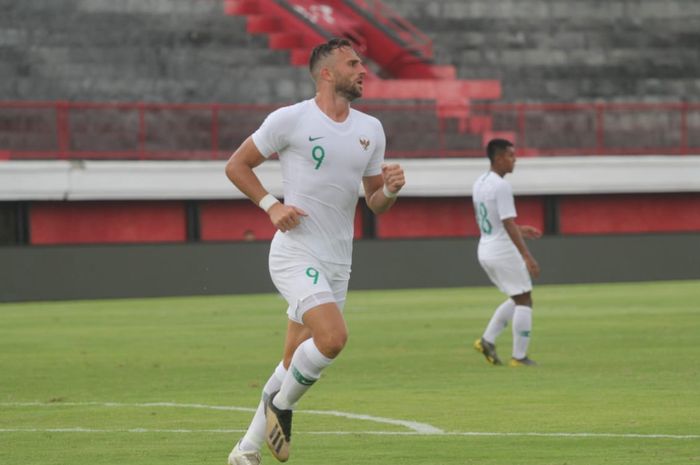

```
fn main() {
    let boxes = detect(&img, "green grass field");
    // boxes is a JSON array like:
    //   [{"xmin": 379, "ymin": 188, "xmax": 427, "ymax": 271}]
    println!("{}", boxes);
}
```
[{"xmin": 1, "ymin": 280, "xmax": 699, "ymax": 465}]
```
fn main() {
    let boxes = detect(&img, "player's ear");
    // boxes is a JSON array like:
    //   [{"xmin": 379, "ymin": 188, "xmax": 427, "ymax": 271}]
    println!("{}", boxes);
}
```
[{"xmin": 319, "ymin": 65, "xmax": 333, "ymax": 81}]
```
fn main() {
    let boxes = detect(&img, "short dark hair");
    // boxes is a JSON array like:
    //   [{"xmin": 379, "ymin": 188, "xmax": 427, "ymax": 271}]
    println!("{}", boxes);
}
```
[
  {"xmin": 309, "ymin": 37, "xmax": 353, "ymax": 76},
  {"xmin": 486, "ymin": 138, "xmax": 514, "ymax": 163}
]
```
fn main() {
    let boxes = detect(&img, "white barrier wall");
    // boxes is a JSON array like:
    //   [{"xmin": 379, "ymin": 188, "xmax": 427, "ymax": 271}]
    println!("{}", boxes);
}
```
[{"xmin": 2, "ymin": 156, "xmax": 700, "ymax": 201}]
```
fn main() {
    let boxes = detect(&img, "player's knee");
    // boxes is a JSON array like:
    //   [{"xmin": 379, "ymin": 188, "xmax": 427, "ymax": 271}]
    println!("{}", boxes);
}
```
[
  {"xmin": 316, "ymin": 329, "xmax": 348, "ymax": 358},
  {"xmin": 513, "ymin": 293, "xmax": 533, "ymax": 307}
]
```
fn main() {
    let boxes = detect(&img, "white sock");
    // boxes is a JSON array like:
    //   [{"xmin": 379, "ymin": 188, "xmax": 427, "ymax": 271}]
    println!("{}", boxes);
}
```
[
  {"xmin": 238, "ymin": 361, "xmax": 287, "ymax": 452},
  {"xmin": 482, "ymin": 298, "xmax": 516, "ymax": 343},
  {"xmin": 273, "ymin": 339, "xmax": 333, "ymax": 410},
  {"xmin": 512, "ymin": 306, "xmax": 533, "ymax": 359}
]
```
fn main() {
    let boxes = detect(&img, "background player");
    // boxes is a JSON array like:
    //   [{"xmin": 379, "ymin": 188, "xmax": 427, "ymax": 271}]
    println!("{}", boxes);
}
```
[{"xmin": 472, "ymin": 138, "xmax": 541, "ymax": 367}]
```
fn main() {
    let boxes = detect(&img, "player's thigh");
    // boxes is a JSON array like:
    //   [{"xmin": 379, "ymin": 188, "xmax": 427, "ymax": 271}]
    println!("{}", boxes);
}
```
[
  {"xmin": 297, "ymin": 262, "xmax": 351, "ymax": 326},
  {"xmin": 327, "ymin": 262, "xmax": 351, "ymax": 310},
  {"xmin": 479, "ymin": 255, "xmax": 532, "ymax": 296},
  {"xmin": 269, "ymin": 248, "xmax": 337, "ymax": 324}
]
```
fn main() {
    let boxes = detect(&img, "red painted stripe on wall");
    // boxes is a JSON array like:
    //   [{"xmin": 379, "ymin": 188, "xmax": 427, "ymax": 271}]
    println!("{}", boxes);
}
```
[
  {"xmin": 513, "ymin": 197, "xmax": 546, "ymax": 233},
  {"xmin": 559, "ymin": 193, "xmax": 700, "ymax": 234},
  {"xmin": 376, "ymin": 197, "xmax": 545, "ymax": 239},
  {"xmin": 30, "ymin": 201, "xmax": 186, "ymax": 244},
  {"xmin": 199, "ymin": 200, "xmax": 277, "ymax": 242},
  {"xmin": 199, "ymin": 200, "xmax": 365, "ymax": 241}
]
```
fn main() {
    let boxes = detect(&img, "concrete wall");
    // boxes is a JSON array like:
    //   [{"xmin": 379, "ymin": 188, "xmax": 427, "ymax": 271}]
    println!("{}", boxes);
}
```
[{"xmin": 2, "ymin": 233, "xmax": 698, "ymax": 302}]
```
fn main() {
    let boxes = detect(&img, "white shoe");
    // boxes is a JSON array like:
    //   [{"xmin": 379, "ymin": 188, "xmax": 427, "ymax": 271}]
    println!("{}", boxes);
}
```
[
  {"xmin": 265, "ymin": 391, "xmax": 292, "ymax": 462},
  {"xmin": 228, "ymin": 441, "xmax": 261, "ymax": 465}
]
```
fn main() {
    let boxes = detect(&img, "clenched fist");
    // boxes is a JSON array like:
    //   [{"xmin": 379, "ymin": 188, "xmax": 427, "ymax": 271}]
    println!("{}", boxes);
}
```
[{"xmin": 382, "ymin": 163, "xmax": 405, "ymax": 196}]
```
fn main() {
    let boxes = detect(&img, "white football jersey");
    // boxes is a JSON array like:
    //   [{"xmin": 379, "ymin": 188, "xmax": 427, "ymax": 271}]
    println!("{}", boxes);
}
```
[
  {"xmin": 252, "ymin": 99, "xmax": 385, "ymax": 264},
  {"xmin": 472, "ymin": 171, "xmax": 518, "ymax": 258}
]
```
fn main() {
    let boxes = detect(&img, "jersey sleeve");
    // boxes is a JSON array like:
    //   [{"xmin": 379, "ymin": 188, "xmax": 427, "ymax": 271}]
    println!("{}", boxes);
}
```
[
  {"xmin": 251, "ymin": 105, "xmax": 297, "ymax": 158},
  {"xmin": 496, "ymin": 181, "xmax": 517, "ymax": 220},
  {"xmin": 363, "ymin": 118, "xmax": 385, "ymax": 177}
]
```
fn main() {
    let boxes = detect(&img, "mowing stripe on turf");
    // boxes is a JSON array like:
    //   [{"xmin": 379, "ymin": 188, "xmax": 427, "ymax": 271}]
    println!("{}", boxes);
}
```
[
  {"xmin": 0, "ymin": 427, "xmax": 697, "ymax": 440},
  {"xmin": 1, "ymin": 401, "xmax": 697, "ymax": 440}
]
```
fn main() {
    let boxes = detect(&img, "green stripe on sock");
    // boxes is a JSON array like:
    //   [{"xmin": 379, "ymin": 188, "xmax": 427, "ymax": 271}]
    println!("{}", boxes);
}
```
[
  {"xmin": 292, "ymin": 366, "xmax": 317, "ymax": 386},
  {"xmin": 519, "ymin": 330, "xmax": 531, "ymax": 337}
]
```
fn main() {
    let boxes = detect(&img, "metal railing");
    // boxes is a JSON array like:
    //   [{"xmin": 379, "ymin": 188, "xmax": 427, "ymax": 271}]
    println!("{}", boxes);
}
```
[{"xmin": 1, "ymin": 101, "xmax": 698, "ymax": 160}]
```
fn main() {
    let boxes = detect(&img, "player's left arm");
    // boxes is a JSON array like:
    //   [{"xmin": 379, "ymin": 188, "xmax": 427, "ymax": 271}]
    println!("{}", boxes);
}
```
[
  {"xmin": 504, "ymin": 218, "xmax": 541, "ymax": 278},
  {"xmin": 363, "ymin": 163, "xmax": 405, "ymax": 215}
]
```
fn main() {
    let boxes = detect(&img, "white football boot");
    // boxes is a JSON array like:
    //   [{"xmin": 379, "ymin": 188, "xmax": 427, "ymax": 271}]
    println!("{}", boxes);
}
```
[{"xmin": 228, "ymin": 441, "xmax": 262, "ymax": 465}]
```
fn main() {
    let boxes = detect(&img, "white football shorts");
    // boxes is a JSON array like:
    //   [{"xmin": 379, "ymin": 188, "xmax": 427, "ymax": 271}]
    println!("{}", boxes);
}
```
[
  {"xmin": 478, "ymin": 251, "xmax": 532, "ymax": 297},
  {"xmin": 269, "ymin": 239, "xmax": 351, "ymax": 324}
]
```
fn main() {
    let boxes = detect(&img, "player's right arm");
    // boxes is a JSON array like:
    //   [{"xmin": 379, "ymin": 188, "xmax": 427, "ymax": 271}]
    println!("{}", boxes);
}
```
[
  {"xmin": 225, "ymin": 136, "xmax": 306, "ymax": 232},
  {"xmin": 519, "ymin": 225, "xmax": 542, "ymax": 239},
  {"xmin": 503, "ymin": 218, "xmax": 541, "ymax": 278}
]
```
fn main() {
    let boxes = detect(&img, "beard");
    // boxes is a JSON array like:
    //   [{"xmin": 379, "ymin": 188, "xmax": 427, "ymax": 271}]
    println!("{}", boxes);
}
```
[{"xmin": 335, "ymin": 77, "xmax": 362, "ymax": 101}]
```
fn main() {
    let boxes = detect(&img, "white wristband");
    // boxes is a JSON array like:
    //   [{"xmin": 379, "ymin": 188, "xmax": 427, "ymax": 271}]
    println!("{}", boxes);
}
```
[
  {"xmin": 382, "ymin": 184, "xmax": 398, "ymax": 199},
  {"xmin": 258, "ymin": 193, "xmax": 280, "ymax": 212}
]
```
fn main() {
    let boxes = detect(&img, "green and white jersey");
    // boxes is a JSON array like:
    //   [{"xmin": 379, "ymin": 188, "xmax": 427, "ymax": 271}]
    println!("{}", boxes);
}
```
[
  {"xmin": 252, "ymin": 98, "xmax": 385, "ymax": 265},
  {"xmin": 472, "ymin": 171, "xmax": 518, "ymax": 258}
]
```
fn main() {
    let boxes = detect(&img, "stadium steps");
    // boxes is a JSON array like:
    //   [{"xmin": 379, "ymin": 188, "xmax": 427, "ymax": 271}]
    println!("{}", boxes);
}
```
[
  {"xmin": 389, "ymin": 0, "xmax": 700, "ymax": 102},
  {"xmin": 0, "ymin": 0, "xmax": 318, "ymax": 103},
  {"xmin": 224, "ymin": 0, "xmax": 509, "ymax": 145}
]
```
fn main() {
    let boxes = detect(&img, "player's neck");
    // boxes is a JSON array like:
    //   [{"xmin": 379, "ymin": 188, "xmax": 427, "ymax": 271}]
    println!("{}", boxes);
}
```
[
  {"xmin": 490, "ymin": 167, "xmax": 507, "ymax": 178},
  {"xmin": 314, "ymin": 93, "xmax": 351, "ymax": 122}
]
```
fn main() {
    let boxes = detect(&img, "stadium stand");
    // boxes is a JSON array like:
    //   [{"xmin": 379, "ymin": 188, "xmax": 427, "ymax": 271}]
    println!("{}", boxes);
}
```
[
  {"xmin": 2, "ymin": 0, "xmax": 699, "ymax": 103},
  {"xmin": 388, "ymin": 0, "xmax": 700, "ymax": 102},
  {"xmin": 0, "ymin": 0, "xmax": 312, "ymax": 103},
  {"xmin": 1, "ymin": 0, "xmax": 699, "ymax": 250},
  {"xmin": 2, "ymin": 0, "xmax": 699, "ymax": 158}
]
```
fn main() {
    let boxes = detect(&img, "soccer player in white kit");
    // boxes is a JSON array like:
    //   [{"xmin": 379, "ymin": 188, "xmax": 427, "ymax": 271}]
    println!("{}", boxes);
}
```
[
  {"xmin": 224, "ymin": 38, "xmax": 405, "ymax": 464},
  {"xmin": 472, "ymin": 139, "xmax": 541, "ymax": 367}
]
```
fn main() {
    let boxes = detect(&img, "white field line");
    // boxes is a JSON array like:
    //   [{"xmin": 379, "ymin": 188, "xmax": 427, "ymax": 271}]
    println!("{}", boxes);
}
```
[
  {"xmin": 1, "ymin": 401, "xmax": 698, "ymax": 440},
  {"xmin": 0, "ymin": 401, "xmax": 442, "ymax": 434}
]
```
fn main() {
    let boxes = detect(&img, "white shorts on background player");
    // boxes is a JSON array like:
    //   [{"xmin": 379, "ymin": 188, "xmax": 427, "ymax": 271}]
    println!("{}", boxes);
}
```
[
  {"xmin": 479, "ymin": 251, "xmax": 532, "ymax": 296},
  {"xmin": 269, "ymin": 238, "xmax": 350, "ymax": 324}
]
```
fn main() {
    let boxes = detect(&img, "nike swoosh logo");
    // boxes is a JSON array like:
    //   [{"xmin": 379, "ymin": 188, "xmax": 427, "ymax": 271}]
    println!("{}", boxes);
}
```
[{"xmin": 308, "ymin": 136, "xmax": 324, "ymax": 142}]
